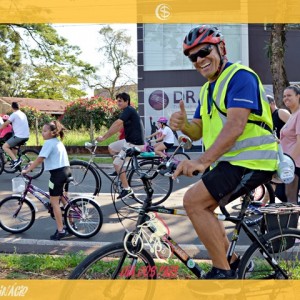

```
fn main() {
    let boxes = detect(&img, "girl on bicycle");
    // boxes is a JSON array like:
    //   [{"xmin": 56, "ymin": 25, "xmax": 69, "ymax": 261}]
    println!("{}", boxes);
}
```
[
  {"xmin": 147, "ymin": 117, "xmax": 174, "ymax": 159},
  {"xmin": 22, "ymin": 120, "xmax": 72, "ymax": 240}
]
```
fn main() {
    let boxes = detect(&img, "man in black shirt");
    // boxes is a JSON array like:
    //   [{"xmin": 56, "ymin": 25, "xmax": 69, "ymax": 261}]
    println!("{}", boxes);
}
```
[{"xmin": 97, "ymin": 92, "xmax": 144, "ymax": 199}]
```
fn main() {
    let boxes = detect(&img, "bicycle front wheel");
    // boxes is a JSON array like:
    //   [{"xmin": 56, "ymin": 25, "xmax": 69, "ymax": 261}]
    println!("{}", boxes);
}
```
[
  {"xmin": 69, "ymin": 242, "xmax": 156, "ymax": 279},
  {"xmin": 21, "ymin": 149, "xmax": 44, "ymax": 179},
  {"xmin": 238, "ymin": 228, "xmax": 300, "ymax": 279},
  {"xmin": 0, "ymin": 196, "xmax": 35, "ymax": 233},
  {"xmin": 64, "ymin": 197, "xmax": 103, "ymax": 238},
  {"xmin": 68, "ymin": 160, "xmax": 101, "ymax": 197},
  {"xmin": 128, "ymin": 160, "xmax": 173, "ymax": 205},
  {"xmin": 0, "ymin": 153, "xmax": 4, "ymax": 175}
]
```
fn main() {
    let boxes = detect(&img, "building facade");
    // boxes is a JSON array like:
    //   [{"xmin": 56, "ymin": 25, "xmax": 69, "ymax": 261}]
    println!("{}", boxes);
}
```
[{"xmin": 137, "ymin": 23, "xmax": 300, "ymax": 145}]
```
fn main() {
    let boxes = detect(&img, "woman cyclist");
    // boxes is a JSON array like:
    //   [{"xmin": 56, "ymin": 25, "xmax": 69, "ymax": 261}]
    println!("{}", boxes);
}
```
[{"xmin": 147, "ymin": 117, "xmax": 175, "ymax": 159}]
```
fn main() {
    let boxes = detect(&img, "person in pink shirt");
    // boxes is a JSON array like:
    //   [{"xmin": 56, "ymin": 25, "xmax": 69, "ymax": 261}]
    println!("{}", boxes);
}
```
[
  {"xmin": 0, "ymin": 115, "xmax": 13, "ymax": 142},
  {"xmin": 280, "ymin": 85, "xmax": 300, "ymax": 203}
]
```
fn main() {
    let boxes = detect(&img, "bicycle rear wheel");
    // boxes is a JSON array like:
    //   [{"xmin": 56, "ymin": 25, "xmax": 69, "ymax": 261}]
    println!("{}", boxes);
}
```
[
  {"xmin": 68, "ymin": 160, "xmax": 101, "ymax": 197},
  {"xmin": 21, "ymin": 149, "xmax": 44, "ymax": 179},
  {"xmin": 0, "ymin": 196, "xmax": 35, "ymax": 233},
  {"xmin": 64, "ymin": 197, "xmax": 103, "ymax": 238},
  {"xmin": 238, "ymin": 228, "xmax": 300, "ymax": 279},
  {"xmin": 69, "ymin": 242, "xmax": 156, "ymax": 279},
  {"xmin": 128, "ymin": 160, "xmax": 173, "ymax": 205},
  {"xmin": 3, "ymin": 154, "xmax": 17, "ymax": 174}
]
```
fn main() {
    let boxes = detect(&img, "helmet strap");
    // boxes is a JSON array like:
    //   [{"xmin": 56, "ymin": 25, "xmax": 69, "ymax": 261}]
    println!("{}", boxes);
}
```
[{"xmin": 213, "ymin": 44, "xmax": 226, "ymax": 78}]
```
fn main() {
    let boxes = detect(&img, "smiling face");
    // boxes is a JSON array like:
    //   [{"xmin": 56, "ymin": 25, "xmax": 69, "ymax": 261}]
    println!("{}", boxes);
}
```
[
  {"xmin": 283, "ymin": 87, "xmax": 300, "ymax": 113},
  {"xmin": 41, "ymin": 124, "xmax": 53, "ymax": 140},
  {"xmin": 116, "ymin": 97, "xmax": 129, "ymax": 110},
  {"xmin": 188, "ymin": 43, "xmax": 226, "ymax": 82}
]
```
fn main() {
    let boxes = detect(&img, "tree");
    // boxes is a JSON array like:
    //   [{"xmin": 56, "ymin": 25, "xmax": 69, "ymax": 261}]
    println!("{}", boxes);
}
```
[
  {"xmin": 93, "ymin": 25, "xmax": 136, "ymax": 99},
  {"xmin": 268, "ymin": 24, "xmax": 289, "ymax": 108},
  {"xmin": 0, "ymin": 24, "xmax": 96, "ymax": 100}
]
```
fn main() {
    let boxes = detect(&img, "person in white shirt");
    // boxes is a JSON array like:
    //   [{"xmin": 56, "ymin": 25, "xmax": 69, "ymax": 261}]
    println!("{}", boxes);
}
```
[
  {"xmin": 147, "ymin": 117, "xmax": 175, "ymax": 159},
  {"xmin": 0, "ymin": 102, "xmax": 30, "ymax": 169},
  {"xmin": 22, "ymin": 120, "xmax": 71, "ymax": 241}
]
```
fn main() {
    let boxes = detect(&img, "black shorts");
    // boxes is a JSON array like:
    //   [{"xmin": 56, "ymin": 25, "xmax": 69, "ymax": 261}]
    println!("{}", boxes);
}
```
[
  {"xmin": 163, "ymin": 142, "xmax": 174, "ymax": 149},
  {"xmin": 202, "ymin": 161, "xmax": 274, "ymax": 206},
  {"xmin": 49, "ymin": 166, "xmax": 72, "ymax": 197}
]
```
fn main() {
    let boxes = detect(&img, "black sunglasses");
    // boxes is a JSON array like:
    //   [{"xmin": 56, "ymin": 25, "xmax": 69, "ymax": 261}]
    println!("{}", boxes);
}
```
[{"xmin": 188, "ymin": 45, "xmax": 213, "ymax": 63}]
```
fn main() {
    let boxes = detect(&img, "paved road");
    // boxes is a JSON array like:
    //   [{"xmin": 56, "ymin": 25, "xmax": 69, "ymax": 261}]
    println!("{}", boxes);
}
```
[{"xmin": 0, "ymin": 155, "xmax": 251, "ymax": 258}]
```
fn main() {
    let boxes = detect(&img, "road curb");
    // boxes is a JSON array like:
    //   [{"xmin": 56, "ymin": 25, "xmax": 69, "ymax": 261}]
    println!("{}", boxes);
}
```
[{"xmin": 0, "ymin": 237, "xmax": 248, "ymax": 258}]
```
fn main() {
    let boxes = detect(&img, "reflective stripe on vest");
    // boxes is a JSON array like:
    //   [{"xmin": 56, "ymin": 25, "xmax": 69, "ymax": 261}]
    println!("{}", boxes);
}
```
[{"xmin": 199, "ymin": 63, "xmax": 278, "ymax": 170}]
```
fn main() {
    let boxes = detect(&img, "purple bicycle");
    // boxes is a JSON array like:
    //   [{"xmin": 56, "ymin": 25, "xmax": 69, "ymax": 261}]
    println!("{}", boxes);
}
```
[{"xmin": 0, "ymin": 173, "xmax": 103, "ymax": 238}]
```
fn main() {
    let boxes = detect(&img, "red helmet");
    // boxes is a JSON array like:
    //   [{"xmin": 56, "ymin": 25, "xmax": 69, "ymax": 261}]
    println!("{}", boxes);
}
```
[
  {"xmin": 157, "ymin": 117, "xmax": 168, "ymax": 124},
  {"xmin": 2, "ymin": 114, "xmax": 9, "ymax": 121},
  {"xmin": 183, "ymin": 25, "xmax": 225, "ymax": 56}
]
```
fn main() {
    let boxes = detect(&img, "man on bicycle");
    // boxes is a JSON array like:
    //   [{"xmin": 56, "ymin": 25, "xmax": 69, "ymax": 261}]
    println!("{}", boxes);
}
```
[
  {"xmin": 96, "ymin": 92, "xmax": 144, "ymax": 199},
  {"xmin": 170, "ymin": 25, "xmax": 278, "ymax": 279},
  {"xmin": 0, "ymin": 102, "xmax": 30, "ymax": 169}
]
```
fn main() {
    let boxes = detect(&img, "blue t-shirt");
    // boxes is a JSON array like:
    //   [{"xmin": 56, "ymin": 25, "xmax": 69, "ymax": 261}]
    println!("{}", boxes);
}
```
[
  {"xmin": 39, "ymin": 138, "xmax": 70, "ymax": 171},
  {"xmin": 193, "ymin": 63, "xmax": 262, "ymax": 119}
]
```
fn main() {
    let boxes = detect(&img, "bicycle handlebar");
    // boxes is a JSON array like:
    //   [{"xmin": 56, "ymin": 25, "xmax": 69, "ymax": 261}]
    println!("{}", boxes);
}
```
[{"xmin": 158, "ymin": 161, "xmax": 200, "ymax": 177}]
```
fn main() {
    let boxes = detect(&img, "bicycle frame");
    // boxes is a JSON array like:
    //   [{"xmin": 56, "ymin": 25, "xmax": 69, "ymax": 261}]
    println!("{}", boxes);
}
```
[{"xmin": 124, "ymin": 169, "xmax": 291, "ymax": 279}]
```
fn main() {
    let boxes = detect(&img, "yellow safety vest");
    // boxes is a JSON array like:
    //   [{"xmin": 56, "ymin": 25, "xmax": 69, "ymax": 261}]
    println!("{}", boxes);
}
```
[{"xmin": 200, "ymin": 63, "xmax": 278, "ymax": 171}]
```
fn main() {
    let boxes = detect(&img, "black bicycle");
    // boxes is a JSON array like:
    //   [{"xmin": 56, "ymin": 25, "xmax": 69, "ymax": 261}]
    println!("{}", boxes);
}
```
[
  {"xmin": 0, "ymin": 140, "xmax": 44, "ymax": 179},
  {"xmin": 68, "ymin": 136, "xmax": 192, "ymax": 205},
  {"xmin": 69, "ymin": 149, "xmax": 300, "ymax": 280}
]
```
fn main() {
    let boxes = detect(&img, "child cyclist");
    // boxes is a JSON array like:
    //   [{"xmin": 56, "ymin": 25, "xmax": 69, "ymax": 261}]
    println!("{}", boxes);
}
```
[
  {"xmin": 22, "ymin": 120, "xmax": 72, "ymax": 240},
  {"xmin": 146, "ymin": 117, "xmax": 175, "ymax": 159}
]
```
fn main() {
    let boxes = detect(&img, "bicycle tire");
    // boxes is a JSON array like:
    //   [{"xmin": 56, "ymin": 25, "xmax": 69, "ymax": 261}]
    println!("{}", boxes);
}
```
[
  {"xmin": 69, "ymin": 242, "xmax": 156, "ymax": 279},
  {"xmin": 21, "ymin": 149, "xmax": 44, "ymax": 179},
  {"xmin": 68, "ymin": 160, "xmax": 101, "ymax": 197},
  {"xmin": 128, "ymin": 160, "xmax": 173, "ymax": 206},
  {"xmin": 3, "ymin": 154, "xmax": 17, "ymax": 174},
  {"xmin": 0, "ymin": 196, "xmax": 35, "ymax": 233},
  {"xmin": 64, "ymin": 197, "xmax": 103, "ymax": 238},
  {"xmin": 172, "ymin": 152, "xmax": 190, "ymax": 163},
  {"xmin": 238, "ymin": 228, "xmax": 300, "ymax": 279},
  {"xmin": 0, "ymin": 153, "xmax": 4, "ymax": 175}
]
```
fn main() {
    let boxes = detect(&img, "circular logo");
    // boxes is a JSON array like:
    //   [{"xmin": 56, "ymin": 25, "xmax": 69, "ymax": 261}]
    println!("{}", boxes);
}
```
[
  {"xmin": 187, "ymin": 259, "xmax": 195, "ymax": 269},
  {"xmin": 149, "ymin": 90, "xmax": 169, "ymax": 111},
  {"xmin": 155, "ymin": 4, "xmax": 171, "ymax": 21}
]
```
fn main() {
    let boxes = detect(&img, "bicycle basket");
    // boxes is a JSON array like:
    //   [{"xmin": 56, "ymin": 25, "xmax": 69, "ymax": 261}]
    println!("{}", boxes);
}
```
[
  {"xmin": 12, "ymin": 177, "xmax": 26, "ymax": 193},
  {"xmin": 260, "ymin": 203, "xmax": 299, "ymax": 252}
]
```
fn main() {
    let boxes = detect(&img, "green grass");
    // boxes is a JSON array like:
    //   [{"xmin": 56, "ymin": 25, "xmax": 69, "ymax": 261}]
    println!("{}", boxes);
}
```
[
  {"xmin": 27, "ymin": 129, "xmax": 117, "ymax": 147},
  {"xmin": 1, "ymin": 252, "xmax": 300, "ymax": 280}
]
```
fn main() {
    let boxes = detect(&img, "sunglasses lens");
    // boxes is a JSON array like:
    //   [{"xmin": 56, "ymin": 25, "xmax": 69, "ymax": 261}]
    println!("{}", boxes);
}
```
[{"xmin": 189, "ymin": 46, "xmax": 212, "ymax": 62}]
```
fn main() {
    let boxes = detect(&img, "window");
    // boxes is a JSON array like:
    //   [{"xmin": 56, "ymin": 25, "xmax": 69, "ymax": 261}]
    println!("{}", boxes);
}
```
[{"xmin": 143, "ymin": 24, "xmax": 248, "ymax": 71}]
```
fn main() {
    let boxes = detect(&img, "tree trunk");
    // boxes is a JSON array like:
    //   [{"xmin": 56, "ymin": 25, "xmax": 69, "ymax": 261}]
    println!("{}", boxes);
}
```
[
  {"xmin": 89, "ymin": 119, "xmax": 95, "ymax": 142},
  {"xmin": 269, "ymin": 24, "xmax": 290, "ymax": 108},
  {"xmin": 35, "ymin": 118, "xmax": 39, "ymax": 146}
]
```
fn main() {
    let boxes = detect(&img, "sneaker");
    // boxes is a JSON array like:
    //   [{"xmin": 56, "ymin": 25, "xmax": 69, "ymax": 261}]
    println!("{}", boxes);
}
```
[
  {"xmin": 11, "ymin": 159, "xmax": 21, "ymax": 169},
  {"xmin": 204, "ymin": 267, "xmax": 237, "ymax": 279},
  {"xmin": 108, "ymin": 171, "xmax": 118, "ymax": 177},
  {"xmin": 117, "ymin": 188, "xmax": 133, "ymax": 199},
  {"xmin": 50, "ymin": 230, "xmax": 69, "ymax": 240},
  {"xmin": 230, "ymin": 256, "xmax": 254, "ymax": 272}
]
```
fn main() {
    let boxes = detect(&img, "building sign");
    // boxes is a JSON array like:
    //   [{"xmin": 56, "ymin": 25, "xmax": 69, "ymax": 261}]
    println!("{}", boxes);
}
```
[{"xmin": 144, "ymin": 86, "xmax": 203, "ymax": 146}]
